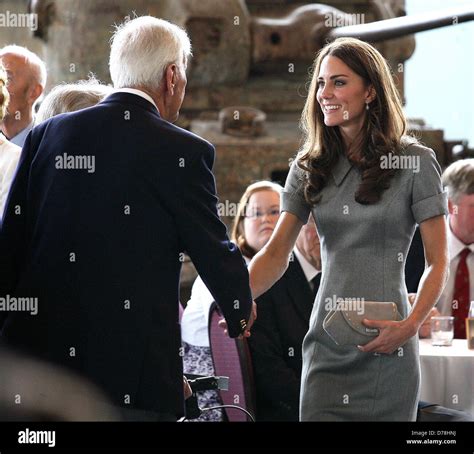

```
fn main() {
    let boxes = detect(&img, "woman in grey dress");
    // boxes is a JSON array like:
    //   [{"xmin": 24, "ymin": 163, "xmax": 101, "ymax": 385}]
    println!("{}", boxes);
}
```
[{"xmin": 248, "ymin": 38, "xmax": 449, "ymax": 421}]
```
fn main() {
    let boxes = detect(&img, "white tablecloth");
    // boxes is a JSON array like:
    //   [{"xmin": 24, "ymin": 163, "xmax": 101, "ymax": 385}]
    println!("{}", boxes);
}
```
[{"xmin": 419, "ymin": 339, "xmax": 474, "ymax": 416}]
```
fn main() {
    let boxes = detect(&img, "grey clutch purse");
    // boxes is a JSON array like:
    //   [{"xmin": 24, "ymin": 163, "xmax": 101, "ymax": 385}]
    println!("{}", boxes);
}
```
[{"xmin": 322, "ymin": 301, "xmax": 402, "ymax": 346}]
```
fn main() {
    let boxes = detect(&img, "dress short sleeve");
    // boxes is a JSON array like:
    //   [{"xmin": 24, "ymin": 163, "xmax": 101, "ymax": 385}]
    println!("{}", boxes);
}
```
[
  {"xmin": 281, "ymin": 159, "xmax": 311, "ymax": 224},
  {"xmin": 411, "ymin": 147, "xmax": 448, "ymax": 224}
]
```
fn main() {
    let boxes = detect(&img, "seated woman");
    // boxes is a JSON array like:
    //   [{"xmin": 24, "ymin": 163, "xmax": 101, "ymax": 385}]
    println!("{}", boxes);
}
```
[{"xmin": 181, "ymin": 180, "xmax": 282, "ymax": 421}]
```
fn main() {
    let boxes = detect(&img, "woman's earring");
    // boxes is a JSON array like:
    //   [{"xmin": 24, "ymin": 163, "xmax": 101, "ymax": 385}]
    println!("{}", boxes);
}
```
[{"xmin": 365, "ymin": 102, "xmax": 369, "ymax": 111}]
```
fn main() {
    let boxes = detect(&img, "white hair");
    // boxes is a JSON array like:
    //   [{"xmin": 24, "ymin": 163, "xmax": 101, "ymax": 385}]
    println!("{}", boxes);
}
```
[
  {"xmin": 0, "ymin": 44, "xmax": 47, "ymax": 88},
  {"xmin": 109, "ymin": 16, "xmax": 191, "ymax": 91},
  {"xmin": 442, "ymin": 158, "xmax": 474, "ymax": 203},
  {"xmin": 35, "ymin": 77, "xmax": 113, "ymax": 125}
]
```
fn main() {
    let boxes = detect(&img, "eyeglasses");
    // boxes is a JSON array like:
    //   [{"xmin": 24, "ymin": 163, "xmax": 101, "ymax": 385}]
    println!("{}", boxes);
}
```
[{"xmin": 245, "ymin": 208, "xmax": 280, "ymax": 220}]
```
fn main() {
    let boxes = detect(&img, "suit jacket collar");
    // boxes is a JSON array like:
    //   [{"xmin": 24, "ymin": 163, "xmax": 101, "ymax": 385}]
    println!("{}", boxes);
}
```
[
  {"xmin": 331, "ymin": 152, "xmax": 353, "ymax": 186},
  {"xmin": 100, "ymin": 92, "xmax": 162, "ymax": 119},
  {"xmin": 114, "ymin": 88, "xmax": 159, "ymax": 111}
]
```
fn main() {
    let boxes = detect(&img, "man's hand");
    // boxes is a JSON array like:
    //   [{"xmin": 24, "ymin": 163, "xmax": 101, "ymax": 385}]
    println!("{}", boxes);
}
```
[
  {"xmin": 246, "ymin": 301, "xmax": 257, "ymax": 334},
  {"xmin": 183, "ymin": 376, "xmax": 192, "ymax": 400},
  {"xmin": 357, "ymin": 318, "xmax": 418, "ymax": 355},
  {"xmin": 218, "ymin": 301, "xmax": 257, "ymax": 338}
]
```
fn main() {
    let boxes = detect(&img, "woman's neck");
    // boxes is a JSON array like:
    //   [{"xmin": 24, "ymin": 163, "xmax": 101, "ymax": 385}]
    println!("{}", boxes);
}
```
[
  {"xmin": 340, "ymin": 120, "xmax": 365, "ymax": 160},
  {"xmin": 341, "ymin": 131, "xmax": 363, "ymax": 161}
]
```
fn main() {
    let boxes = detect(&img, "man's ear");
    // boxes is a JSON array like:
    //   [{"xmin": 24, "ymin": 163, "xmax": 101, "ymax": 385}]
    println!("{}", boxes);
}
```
[
  {"xmin": 448, "ymin": 198, "xmax": 455, "ymax": 215},
  {"xmin": 165, "ymin": 64, "xmax": 177, "ymax": 96},
  {"xmin": 29, "ymin": 83, "xmax": 43, "ymax": 104}
]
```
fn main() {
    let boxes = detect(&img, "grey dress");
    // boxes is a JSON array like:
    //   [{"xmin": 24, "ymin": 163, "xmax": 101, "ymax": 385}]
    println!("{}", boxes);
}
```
[{"xmin": 281, "ymin": 144, "xmax": 447, "ymax": 421}]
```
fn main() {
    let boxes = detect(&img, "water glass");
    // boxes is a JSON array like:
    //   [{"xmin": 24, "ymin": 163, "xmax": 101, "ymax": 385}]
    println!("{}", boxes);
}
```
[{"xmin": 431, "ymin": 316, "xmax": 454, "ymax": 346}]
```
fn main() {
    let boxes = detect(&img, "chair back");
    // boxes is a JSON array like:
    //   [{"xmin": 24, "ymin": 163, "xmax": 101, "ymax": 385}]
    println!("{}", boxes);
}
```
[{"xmin": 208, "ymin": 303, "xmax": 256, "ymax": 421}]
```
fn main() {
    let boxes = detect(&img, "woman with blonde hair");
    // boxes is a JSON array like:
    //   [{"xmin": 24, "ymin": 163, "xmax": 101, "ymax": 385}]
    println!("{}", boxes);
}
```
[
  {"xmin": 181, "ymin": 180, "xmax": 282, "ymax": 421},
  {"xmin": 35, "ymin": 77, "xmax": 113, "ymax": 125},
  {"xmin": 0, "ymin": 62, "xmax": 21, "ymax": 218},
  {"xmin": 249, "ymin": 38, "xmax": 449, "ymax": 421}
]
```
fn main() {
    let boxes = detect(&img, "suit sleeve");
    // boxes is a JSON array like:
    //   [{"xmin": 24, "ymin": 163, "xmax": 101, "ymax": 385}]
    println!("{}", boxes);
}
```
[
  {"xmin": 0, "ymin": 133, "xmax": 34, "ymax": 328},
  {"xmin": 173, "ymin": 142, "xmax": 252, "ymax": 338},
  {"xmin": 248, "ymin": 291, "xmax": 300, "ymax": 420}
]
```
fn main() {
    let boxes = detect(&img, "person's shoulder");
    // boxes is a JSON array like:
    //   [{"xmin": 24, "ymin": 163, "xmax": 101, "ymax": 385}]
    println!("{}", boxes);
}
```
[
  {"xmin": 160, "ymin": 121, "xmax": 214, "ymax": 153},
  {"xmin": 400, "ymin": 137, "xmax": 436, "ymax": 159},
  {"xmin": 33, "ymin": 112, "xmax": 72, "ymax": 133}
]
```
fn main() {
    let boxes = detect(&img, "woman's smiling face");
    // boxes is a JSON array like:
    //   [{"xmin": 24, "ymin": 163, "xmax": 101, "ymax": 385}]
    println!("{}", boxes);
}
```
[{"xmin": 316, "ymin": 55, "xmax": 373, "ymax": 131}]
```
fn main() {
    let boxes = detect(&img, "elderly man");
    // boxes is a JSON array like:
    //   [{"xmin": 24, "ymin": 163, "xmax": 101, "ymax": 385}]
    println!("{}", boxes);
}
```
[
  {"xmin": 0, "ymin": 45, "xmax": 46, "ymax": 147},
  {"xmin": 438, "ymin": 159, "xmax": 474, "ymax": 338},
  {"xmin": 410, "ymin": 158, "xmax": 474, "ymax": 338},
  {"xmin": 0, "ymin": 17, "xmax": 254, "ymax": 421}
]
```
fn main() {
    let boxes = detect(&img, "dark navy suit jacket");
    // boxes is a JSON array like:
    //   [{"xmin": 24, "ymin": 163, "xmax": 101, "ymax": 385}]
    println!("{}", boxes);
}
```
[{"xmin": 0, "ymin": 93, "xmax": 252, "ymax": 417}]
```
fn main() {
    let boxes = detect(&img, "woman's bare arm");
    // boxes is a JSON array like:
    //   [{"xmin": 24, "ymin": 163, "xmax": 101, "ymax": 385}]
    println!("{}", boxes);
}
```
[
  {"xmin": 249, "ymin": 212, "xmax": 304, "ymax": 299},
  {"xmin": 408, "ymin": 215, "xmax": 449, "ymax": 328}
]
